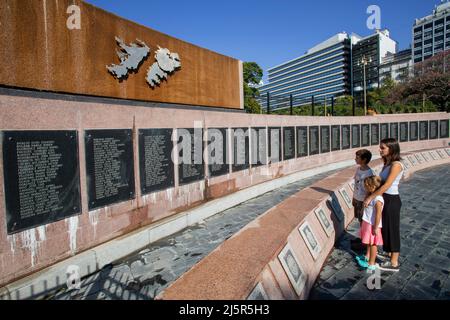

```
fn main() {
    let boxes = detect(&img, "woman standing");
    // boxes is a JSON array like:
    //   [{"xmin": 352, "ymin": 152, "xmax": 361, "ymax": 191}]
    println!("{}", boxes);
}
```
[{"xmin": 363, "ymin": 138, "xmax": 403, "ymax": 272}]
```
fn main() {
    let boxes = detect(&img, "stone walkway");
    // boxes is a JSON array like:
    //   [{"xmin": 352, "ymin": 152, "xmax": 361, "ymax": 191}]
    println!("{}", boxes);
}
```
[
  {"xmin": 309, "ymin": 164, "xmax": 450, "ymax": 300},
  {"xmin": 43, "ymin": 168, "xmax": 341, "ymax": 300}
]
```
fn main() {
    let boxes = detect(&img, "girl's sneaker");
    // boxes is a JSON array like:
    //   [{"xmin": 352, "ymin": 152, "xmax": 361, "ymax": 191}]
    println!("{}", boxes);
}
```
[
  {"xmin": 367, "ymin": 263, "xmax": 379, "ymax": 272},
  {"xmin": 357, "ymin": 258, "xmax": 369, "ymax": 269},
  {"xmin": 356, "ymin": 255, "xmax": 369, "ymax": 262}
]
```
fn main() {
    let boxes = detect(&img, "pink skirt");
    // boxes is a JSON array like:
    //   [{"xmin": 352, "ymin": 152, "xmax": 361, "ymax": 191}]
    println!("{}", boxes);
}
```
[{"xmin": 360, "ymin": 221, "xmax": 383, "ymax": 246}]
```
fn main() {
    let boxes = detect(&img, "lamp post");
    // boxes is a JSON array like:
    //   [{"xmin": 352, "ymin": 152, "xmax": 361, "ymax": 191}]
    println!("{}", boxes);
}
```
[{"xmin": 358, "ymin": 55, "xmax": 372, "ymax": 116}]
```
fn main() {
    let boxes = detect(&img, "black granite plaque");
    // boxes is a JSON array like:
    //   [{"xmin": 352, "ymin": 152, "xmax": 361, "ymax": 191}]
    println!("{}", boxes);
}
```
[
  {"xmin": 400, "ymin": 122, "xmax": 409, "ymax": 142},
  {"xmin": 296, "ymin": 126, "xmax": 308, "ymax": 157},
  {"xmin": 3, "ymin": 130, "xmax": 81, "ymax": 234},
  {"xmin": 370, "ymin": 123, "xmax": 380, "ymax": 146},
  {"xmin": 207, "ymin": 128, "xmax": 229, "ymax": 177},
  {"xmin": 251, "ymin": 127, "xmax": 267, "ymax": 166},
  {"xmin": 283, "ymin": 127, "xmax": 295, "ymax": 160},
  {"xmin": 320, "ymin": 126, "xmax": 330, "ymax": 153},
  {"xmin": 351, "ymin": 124, "xmax": 361, "ymax": 148},
  {"xmin": 390, "ymin": 122, "xmax": 399, "ymax": 141},
  {"xmin": 85, "ymin": 129, "xmax": 135, "ymax": 210},
  {"xmin": 177, "ymin": 128, "xmax": 204, "ymax": 185},
  {"xmin": 309, "ymin": 126, "xmax": 319, "ymax": 155},
  {"xmin": 269, "ymin": 127, "xmax": 282, "ymax": 163},
  {"xmin": 139, "ymin": 129, "xmax": 174, "ymax": 195},
  {"xmin": 341, "ymin": 125, "xmax": 350, "ymax": 150},
  {"xmin": 409, "ymin": 121, "xmax": 418, "ymax": 141},
  {"xmin": 361, "ymin": 124, "xmax": 370, "ymax": 147},
  {"xmin": 440, "ymin": 119, "xmax": 449, "ymax": 138},
  {"xmin": 380, "ymin": 123, "xmax": 389, "ymax": 141},
  {"xmin": 232, "ymin": 127, "xmax": 249, "ymax": 171},
  {"xmin": 429, "ymin": 120, "xmax": 438, "ymax": 139},
  {"xmin": 331, "ymin": 125, "xmax": 340, "ymax": 151},
  {"xmin": 419, "ymin": 121, "xmax": 428, "ymax": 140}
]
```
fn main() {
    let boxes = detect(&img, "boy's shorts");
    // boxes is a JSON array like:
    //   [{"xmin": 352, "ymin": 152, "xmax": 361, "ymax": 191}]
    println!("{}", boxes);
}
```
[{"xmin": 352, "ymin": 198, "xmax": 364, "ymax": 223}]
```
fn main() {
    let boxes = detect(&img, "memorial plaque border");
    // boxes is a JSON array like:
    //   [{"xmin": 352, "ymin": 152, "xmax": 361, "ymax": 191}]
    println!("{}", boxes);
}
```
[
  {"xmin": 320, "ymin": 125, "xmax": 330, "ymax": 154},
  {"xmin": 409, "ymin": 121, "xmax": 419, "ymax": 141},
  {"xmin": 283, "ymin": 127, "xmax": 296, "ymax": 161},
  {"xmin": 429, "ymin": 120, "xmax": 439, "ymax": 140},
  {"xmin": 178, "ymin": 128, "xmax": 205, "ymax": 186},
  {"xmin": 370, "ymin": 123, "xmax": 380, "ymax": 146},
  {"xmin": 331, "ymin": 125, "xmax": 341, "ymax": 151},
  {"xmin": 309, "ymin": 126, "xmax": 320, "ymax": 156},
  {"xmin": 419, "ymin": 121, "xmax": 428, "ymax": 141},
  {"xmin": 351, "ymin": 124, "xmax": 361, "ymax": 148},
  {"xmin": 139, "ymin": 128, "xmax": 175, "ymax": 195},
  {"xmin": 399, "ymin": 122, "xmax": 409, "ymax": 142},
  {"xmin": 341, "ymin": 125, "xmax": 351, "ymax": 150},
  {"xmin": 296, "ymin": 126, "xmax": 308, "ymax": 157},
  {"xmin": 85, "ymin": 129, "xmax": 135, "ymax": 210},
  {"xmin": 361, "ymin": 124, "xmax": 370, "ymax": 147},
  {"xmin": 268, "ymin": 127, "xmax": 282, "ymax": 164},
  {"xmin": 207, "ymin": 127, "xmax": 230, "ymax": 178},
  {"xmin": 3, "ymin": 130, "xmax": 82, "ymax": 234},
  {"xmin": 440, "ymin": 119, "xmax": 449, "ymax": 139}
]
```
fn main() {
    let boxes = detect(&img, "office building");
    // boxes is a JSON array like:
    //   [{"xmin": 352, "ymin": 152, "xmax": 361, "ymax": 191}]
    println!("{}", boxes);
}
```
[
  {"xmin": 352, "ymin": 29, "xmax": 397, "ymax": 103},
  {"xmin": 412, "ymin": 1, "xmax": 450, "ymax": 64},
  {"xmin": 379, "ymin": 49, "xmax": 413, "ymax": 84},
  {"xmin": 258, "ymin": 33, "xmax": 352, "ymax": 110}
]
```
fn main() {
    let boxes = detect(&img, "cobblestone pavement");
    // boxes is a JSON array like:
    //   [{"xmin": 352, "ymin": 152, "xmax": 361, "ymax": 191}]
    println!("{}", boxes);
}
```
[
  {"xmin": 43, "ymin": 168, "xmax": 341, "ymax": 300},
  {"xmin": 309, "ymin": 164, "xmax": 450, "ymax": 300}
]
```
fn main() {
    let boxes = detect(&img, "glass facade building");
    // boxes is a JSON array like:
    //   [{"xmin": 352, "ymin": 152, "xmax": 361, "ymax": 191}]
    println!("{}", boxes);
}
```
[
  {"xmin": 258, "ymin": 33, "xmax": 352, "ymax": 111},
  {"xmin": 412, "ymin": 1, "xmax": 450, "ymax": 64}
]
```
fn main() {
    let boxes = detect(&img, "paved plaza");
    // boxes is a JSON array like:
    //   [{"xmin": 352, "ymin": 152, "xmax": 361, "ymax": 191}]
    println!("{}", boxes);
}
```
[{"xmin": 37, "ymin": 164, "xmax": 450, "ymax": 300}]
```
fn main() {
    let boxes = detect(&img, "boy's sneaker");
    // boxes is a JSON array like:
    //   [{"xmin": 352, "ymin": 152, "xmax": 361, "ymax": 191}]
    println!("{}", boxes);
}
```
[{"xmin": 379, "ymin": 261, "xmax": 400, "ymax": 272}]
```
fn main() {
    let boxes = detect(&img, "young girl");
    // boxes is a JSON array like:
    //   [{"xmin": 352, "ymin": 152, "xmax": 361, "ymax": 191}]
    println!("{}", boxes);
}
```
[{"xmin": 356, "ymin": 175, "xmax": 384, "ymax": 271}]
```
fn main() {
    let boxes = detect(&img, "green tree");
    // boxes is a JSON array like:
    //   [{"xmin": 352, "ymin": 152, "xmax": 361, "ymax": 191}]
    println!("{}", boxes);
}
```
[{"xmin": 243, "ymin": 62, "xmax": 263, "ymax": 113}]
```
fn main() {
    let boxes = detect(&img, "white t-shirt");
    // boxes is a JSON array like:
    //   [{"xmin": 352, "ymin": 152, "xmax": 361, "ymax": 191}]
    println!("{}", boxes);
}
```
[
  {"xmin": 362, "ymin": 195, "xmax": 384, "ymax": 227},
  {"xmin": 353, "ymin": 167, "xmax": 374, "ymax": 201}
]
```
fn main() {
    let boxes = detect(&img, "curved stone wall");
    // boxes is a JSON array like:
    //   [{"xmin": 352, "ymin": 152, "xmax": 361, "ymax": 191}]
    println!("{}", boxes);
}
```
[{"xmin": 0, "ymin": 90, "xmax": 449, "ymax": 289}]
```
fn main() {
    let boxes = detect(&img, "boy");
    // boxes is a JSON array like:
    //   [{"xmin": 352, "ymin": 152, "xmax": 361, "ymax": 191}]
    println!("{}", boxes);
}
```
[{"xmin": 351, "ymin": 149, "xmax": 373, "ymax": 249}]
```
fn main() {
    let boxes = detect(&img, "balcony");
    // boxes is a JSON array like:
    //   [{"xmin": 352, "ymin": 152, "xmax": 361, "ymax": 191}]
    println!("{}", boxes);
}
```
[{"xmin": 435, "ymin": 32, "xmax": 444, "ymax": 37}]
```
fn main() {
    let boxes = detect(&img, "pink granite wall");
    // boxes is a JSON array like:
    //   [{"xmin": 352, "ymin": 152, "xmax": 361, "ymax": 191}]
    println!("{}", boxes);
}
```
[{"xmin": 0, "ymin": 92, "xmax": 449, "ymax": 287}]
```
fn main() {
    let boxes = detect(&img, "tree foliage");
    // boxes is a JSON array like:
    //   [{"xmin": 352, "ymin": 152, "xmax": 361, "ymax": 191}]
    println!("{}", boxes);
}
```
[{"xmin": 243, "ymin": 62, "xmax": 263, "ymax": 114}]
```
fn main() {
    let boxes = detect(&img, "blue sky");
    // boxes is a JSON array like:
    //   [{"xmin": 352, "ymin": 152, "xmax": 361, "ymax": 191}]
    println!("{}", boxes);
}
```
[{"xmin": 86, "ymin": 0, "xmax": 440, "ymax": 82}]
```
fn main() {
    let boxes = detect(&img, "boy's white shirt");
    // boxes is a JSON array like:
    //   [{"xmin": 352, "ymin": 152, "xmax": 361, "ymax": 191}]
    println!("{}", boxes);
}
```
[{"xmin": 353, "ymin": 166, "xmax": 374, "ymax": 201}]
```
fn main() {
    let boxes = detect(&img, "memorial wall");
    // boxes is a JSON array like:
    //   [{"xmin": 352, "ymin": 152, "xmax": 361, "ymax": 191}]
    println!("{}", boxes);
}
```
[
  {"xmin": 0, "ymin": 0, "xmax": 449, "ymax": 291},
  {"xmin": 0, "ymin": 94, "xmax": 449, "ymax": 287}
]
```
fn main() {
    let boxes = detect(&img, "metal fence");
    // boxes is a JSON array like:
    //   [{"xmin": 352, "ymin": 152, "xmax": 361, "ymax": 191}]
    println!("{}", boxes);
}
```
[{"xmin": 253, "ymin": 93, "xmax": 357, "ymax": 116}]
